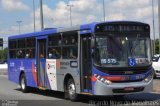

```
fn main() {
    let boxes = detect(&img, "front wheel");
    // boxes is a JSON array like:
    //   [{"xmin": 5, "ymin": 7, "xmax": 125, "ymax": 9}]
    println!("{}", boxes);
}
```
[
  {"xmin": 20, "ymin": 74, "xmax": 29, "ymax": 93},
  {"xmin": 67, "ymin": 78, "xmax": 78, "ymax": 101}
]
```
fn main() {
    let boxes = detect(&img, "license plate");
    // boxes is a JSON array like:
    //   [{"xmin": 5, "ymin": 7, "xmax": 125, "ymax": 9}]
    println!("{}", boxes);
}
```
[{"xmin": 124, "ymin": 87, "xmax": 134, "ymax": 91}]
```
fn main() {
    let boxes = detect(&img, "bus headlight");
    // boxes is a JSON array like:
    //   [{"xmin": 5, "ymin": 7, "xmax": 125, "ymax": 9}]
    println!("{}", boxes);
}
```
[
  {"xmin": 94, "ymin": 74, "xmax": 112, "ymax": 85},
  {"xmin": 144, "ymin": 73, "xmax": 153, "ymax": 83},
  {"xmin": 104, "ymin": 79, "xmax": 112, "ymax": 85}
]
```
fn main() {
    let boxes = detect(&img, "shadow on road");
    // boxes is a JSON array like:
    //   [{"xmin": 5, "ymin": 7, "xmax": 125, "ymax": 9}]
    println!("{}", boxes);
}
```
[{"xmin": 14, "ymin": 87, "xmax": 160, "ymax": 106}]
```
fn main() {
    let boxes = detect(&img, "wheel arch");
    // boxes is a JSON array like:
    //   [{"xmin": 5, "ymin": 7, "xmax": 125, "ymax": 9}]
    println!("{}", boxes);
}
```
[
  {"xmin": 63, "ymin": 74, "xmax": 74, "ymax": 91},
  {"xmin": 19, "ymin": 70, "xmax": 25, "ymax": 84}
]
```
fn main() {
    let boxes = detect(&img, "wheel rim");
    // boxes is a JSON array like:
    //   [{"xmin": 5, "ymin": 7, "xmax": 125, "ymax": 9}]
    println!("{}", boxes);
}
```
[
  {"xmin": 21, "ymin": 77, "xmax": 25, "ymax": 90},
  {"xmin": 68, "ymin": 82, "xmax": 75, "ymax": 96}
]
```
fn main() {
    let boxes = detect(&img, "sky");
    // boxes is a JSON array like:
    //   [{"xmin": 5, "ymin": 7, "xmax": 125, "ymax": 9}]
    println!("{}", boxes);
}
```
[{"xmin": 0, "ymin": 0, "xmax": 159, "ymax": 47}]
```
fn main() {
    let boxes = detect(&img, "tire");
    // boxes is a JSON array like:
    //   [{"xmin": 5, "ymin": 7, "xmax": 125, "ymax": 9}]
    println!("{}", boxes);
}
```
[
  {"xmin": 20, "ymin": 74, "xmax": 29, "ymax": 93},
  {"xmin": 67, "ymin": 78, "xmax": 78, "ymax": 101}
]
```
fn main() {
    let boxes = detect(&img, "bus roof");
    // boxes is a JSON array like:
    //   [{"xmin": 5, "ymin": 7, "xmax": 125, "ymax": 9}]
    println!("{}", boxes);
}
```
[
  {"xmin": 8, "ymin": 28, "xmax": 57, "ymax": 40},
  {"xmin": 8, "ymin": 21, "xmax": 148, "ymax": 40}
]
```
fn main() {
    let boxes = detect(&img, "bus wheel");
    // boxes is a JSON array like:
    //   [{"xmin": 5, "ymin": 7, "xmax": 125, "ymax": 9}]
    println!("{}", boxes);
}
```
[
  {"xmin": 20, "ymin": 74, "xmax": 28, "ymax": 93},
  {"xmin": 67, "ymin": 78, "xmax": 78, "ymax": 101}
]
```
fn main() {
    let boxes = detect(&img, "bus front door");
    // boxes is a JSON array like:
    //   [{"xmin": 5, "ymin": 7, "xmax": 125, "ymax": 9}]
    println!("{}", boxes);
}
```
[
  {"xmin": 37, "ymin": 38, "xmax": 47, "ymax": 88},
  {"xmin": 81, "ymin": 36, "xmax": 92, "ymax": 92}
]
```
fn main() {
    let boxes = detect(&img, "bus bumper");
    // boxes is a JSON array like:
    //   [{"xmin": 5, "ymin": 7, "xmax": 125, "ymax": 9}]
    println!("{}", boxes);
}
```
[{"xmin": 93, "ymin": 79, "xmax": 153, "ymax": 96}]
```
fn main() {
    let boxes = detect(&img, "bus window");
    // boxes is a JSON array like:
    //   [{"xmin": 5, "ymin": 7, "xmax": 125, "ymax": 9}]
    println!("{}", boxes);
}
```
[
  {"xmin": 17, "ymin": 49, "xmax": 25, "ymax": 58},
  {"xmin": 26, "ymin": 38, "xmax": 35, "ymax": 58},
  {"xmin": 62, "ymin": 33, "xmax": 78, "ymax": 59},
  {"xmin": 26, "ymin": 38, "xmax": 35, "ymax": 47},
  {"xmin": 39, "ymin": 40, "xmax": 46, "ymax": 58},
  {"xmin": 62, "ymin": 46, "xmax": 77, "ymax": 59},
  {"xmin": 9, "ymin": 40, "xmax": 17, "ymax": 49},
  {"xmin": 48, "ymin": 34, "xmax": 61, "ymax": 59},
  {"xmin": 48, "ymin": 47, "xmax": 61, "ymax": 59},
  {"xmin": 16, "ymin": 39, "xmax": 26, "ymax": 59},
  {"xmin": 10, "ymin": 50, "xmax": 17, "ymax": 58},
  {"xmin": 17, "ymin": 39, "xmax": 26, "ymax": 49},
  {"xmin": 9, "ymin": 40, "xmax": 17, "ymax": 59},
  {"xmin": 70, "ymin": 47, "xmax": 77, "ymax": 59},
  {"xmin": 48, "ymin": 35, "xmax": 61, "ymax": 46},
  {"xmin": 62, "ymin": 34, "xmax": 77, "ymax": 45},
  {"xmin": 26, "ymin": 48, "xmax": 35, "ymax": 58}
]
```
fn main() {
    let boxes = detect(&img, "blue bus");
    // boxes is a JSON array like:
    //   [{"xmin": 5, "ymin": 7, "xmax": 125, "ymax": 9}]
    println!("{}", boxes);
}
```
[{"xmin": 8, "ymin": 21, "xmax": 153, "ymax": 101}]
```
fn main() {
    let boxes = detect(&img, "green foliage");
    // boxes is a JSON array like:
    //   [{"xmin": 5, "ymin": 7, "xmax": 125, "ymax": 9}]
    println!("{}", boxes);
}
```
[
  {"xmin": 0, "ymin": 47, "xmax": 8, "ymax": 61},
  {"xmin": 155, "ymin": 39, "xmax": 159, "ymax": 54}
]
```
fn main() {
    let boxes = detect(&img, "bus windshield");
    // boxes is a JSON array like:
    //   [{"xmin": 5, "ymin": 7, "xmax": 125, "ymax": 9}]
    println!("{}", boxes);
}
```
[{"xmin": 94, "ymin": 34, "xmax": 151, "ymax": 67}]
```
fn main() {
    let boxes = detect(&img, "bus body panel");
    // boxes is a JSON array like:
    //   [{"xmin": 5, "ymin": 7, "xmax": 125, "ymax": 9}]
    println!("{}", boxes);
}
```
[
  {"xmin": 54, "ymin": 59, "xmax": 81, "ymax": 93},
  {"xmin": 8, "ymin": 59, "xmax": 37, "ymax": 87}
]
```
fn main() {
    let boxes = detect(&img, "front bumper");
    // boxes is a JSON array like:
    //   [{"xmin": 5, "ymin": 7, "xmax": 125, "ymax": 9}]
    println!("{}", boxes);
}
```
[{"xmin": 93, "ymin": 79, "xmax": 153, "ymax": 96}]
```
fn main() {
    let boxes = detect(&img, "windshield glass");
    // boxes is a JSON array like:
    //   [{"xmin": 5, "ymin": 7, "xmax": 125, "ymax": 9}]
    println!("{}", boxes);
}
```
[{"xmin": 94, "ymin": 35, "xmax": 151, "ymax": 67}]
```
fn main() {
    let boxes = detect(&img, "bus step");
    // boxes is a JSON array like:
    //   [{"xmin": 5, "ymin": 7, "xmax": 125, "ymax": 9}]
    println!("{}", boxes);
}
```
[
  {"xmin": 80, "ymin": 92, "xmax": 92, "ymax": 95},
  {"xmin": 38, "ymin": 86, "xmax": 47, "ymax": 90}
]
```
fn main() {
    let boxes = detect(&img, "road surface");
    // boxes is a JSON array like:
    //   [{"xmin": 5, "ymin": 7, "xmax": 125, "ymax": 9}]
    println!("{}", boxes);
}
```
[{"xmin": 0, "ymin": 75, "xmax": 160, "ymax": 106}]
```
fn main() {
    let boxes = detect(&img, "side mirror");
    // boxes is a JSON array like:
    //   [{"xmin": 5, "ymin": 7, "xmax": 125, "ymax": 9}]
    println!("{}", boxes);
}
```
[{"xmin": 91, "ymin": 38, "xmax": 95, "ymax": 48}]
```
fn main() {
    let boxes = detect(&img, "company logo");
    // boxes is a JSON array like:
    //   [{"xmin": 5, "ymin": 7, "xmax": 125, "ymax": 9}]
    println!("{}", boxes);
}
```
[
  {"xmin": 47, "ymin": 64, "xmax": 55, "ymax": 69},
  {"xmin": 10, "ymin": 62, "xmax": 15, "ymax": 67}
]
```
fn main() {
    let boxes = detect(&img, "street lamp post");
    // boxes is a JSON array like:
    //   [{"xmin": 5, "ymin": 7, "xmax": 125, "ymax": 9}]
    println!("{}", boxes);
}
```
[
  {"xmin": 102, "ymin": 0, "xmax": 106, "ymax": 22},
  {"xmin": 152, "ymin": 0, "xmax": 156, "ymax": 55},
  {"xmin": 67, "ymin": 4, "xmax": 74, "ymax": 26},
  {"xmin": 33, "ymin": 0, "xmax": 36, "ymax": 32},
  {"xmin": 16, "ymin": 21, "xmax": 22, "ymax": 34},
  {"xmin": 158, "ymin": 0, "xmax": 160, "ymax": 54},
  {"xmin": 40, "ymin": 0, "xmax": 44, "ymax": 30}
]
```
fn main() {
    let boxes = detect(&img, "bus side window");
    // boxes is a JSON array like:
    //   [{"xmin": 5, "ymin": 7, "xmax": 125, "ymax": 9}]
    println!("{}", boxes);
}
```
[
  {"xmin": 10, "ymin": 50, "xmax": 17, "ymax": 58},
  {"xmin": 62, "ymin": 32, "xmax": 78, "ymax": 59},
  {"xmin": 9, "ymin": 40, "xmax": 17, "ymax": 59},
  {"xmin": 26, "ymin": 48, "xmax": 35, "ymax": 58},
  {"xmin": 69, "ymin": 47, "xmax": 77, "ymax": 59},
  {"xmin": 26, "ymin": 38, "xmax": 35, "ymax": 59},
  {"xmin": 48, "ymin": 34, "xmax": 62, "ymax": 59},
  {"xmin": 17, "ymin": 39, "xmax": 26, "ymax": 58},
  {"xmin": 48, "ymin": 47, "xmax": 61, "ymax": 59},
  {"xmin": 17, "ymin": 49, "xmax": 25, "ymax": 58}
]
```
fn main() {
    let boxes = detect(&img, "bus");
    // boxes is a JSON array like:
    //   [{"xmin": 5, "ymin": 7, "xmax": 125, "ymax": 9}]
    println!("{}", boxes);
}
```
[{"xmin": 8, "ymin": 21, "xmax": 153, "ymax": 101}]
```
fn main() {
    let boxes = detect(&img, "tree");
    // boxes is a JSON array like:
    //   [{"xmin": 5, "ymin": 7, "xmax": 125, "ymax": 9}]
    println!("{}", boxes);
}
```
[
  {"xmin": 155, "ymin": 39, "xmax": 159, "ymax": 54},
  {"xmin": 0, "ymin": 47, "xmax": 8, "ymax": 62}
]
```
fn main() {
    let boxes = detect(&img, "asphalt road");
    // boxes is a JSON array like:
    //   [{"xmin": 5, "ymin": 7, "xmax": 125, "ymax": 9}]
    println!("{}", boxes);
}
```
[{"xmin": 0, "ymin": 75, "xmax": 160, "ymax": 106}]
